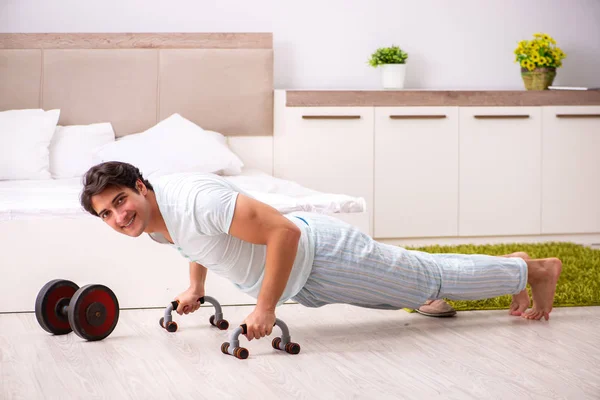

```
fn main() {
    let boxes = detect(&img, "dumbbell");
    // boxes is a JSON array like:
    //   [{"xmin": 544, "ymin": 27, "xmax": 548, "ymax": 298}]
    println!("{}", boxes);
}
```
[
  {"xmin": 159, "ymin": 295, "xmax": 229, "ymax": 332},
  {"xmin": 221, "ymin": 318, "xmax": 301, "ymax": 360},
  {"xmin": 35, "ymin": 279, "xmax": 120, "ymax": 341}
]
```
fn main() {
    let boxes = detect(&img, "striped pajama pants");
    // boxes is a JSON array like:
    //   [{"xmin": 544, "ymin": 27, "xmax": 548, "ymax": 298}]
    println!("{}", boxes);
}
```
[{"xmin": 290, "ymin": 212, "xmax": 528, "ymax": 310}]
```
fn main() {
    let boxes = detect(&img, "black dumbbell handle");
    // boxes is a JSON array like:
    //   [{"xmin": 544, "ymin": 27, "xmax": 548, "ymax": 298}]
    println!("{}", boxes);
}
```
[
  {"xmin": 56, "ymin": 298, "xmax": 71, "ymax": 317},
  {"xmin": 170, "ymin": 297, "xmax": 204, "ymax": 310}
]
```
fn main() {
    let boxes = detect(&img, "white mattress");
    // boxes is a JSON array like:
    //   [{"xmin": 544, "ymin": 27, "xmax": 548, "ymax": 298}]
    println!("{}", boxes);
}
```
[{"xmin": 0, "ymin": 169, "xmax": 366, "ymax": 221}]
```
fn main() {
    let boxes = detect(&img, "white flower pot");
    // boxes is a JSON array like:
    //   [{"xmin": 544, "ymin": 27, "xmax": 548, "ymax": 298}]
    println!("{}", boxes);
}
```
[{"xmin": 381, "ymin": 64, "xmax": 406, "ymax": 89}]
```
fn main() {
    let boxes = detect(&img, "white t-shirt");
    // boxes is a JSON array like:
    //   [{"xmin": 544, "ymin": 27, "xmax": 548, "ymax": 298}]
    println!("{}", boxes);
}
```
[{"xmin": 149, "ymin": 173, "xmax": 314, "ymax": 305}]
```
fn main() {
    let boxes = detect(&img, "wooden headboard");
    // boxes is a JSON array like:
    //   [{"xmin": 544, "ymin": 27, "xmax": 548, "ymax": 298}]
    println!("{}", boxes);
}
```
[{"xmin": 0, "ymin": 33, "xmax": 273, "ymax": 136}]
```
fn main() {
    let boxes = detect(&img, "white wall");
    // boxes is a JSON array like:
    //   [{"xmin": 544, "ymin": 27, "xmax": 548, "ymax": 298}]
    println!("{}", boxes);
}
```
[{"xmin": 2, "ymin": 0, "xmax": 599, "ymax": 89}]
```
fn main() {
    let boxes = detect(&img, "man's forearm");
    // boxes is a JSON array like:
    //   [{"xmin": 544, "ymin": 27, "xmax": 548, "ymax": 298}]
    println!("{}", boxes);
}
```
[
  {"xmin": 256, "ymin": 226, "xmax": 301, "ymax": 312},
  {"xmin": 189, "ymin": 262, "xmax": 207, "ymax": 292}
]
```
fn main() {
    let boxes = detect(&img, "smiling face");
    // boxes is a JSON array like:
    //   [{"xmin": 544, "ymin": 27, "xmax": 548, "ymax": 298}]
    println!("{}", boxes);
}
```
[{"xmin": 91, "ymin": 182, "xmax": 152, "ymax": 237}]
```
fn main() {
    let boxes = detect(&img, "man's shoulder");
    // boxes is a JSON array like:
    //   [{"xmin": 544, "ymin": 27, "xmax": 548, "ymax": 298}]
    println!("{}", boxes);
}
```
[
  {"xmin": 152, "ymin": 173, "xmax": 223, "ymax": 226},
  {"xmin": 152, "ymin": 172, "xmax": 239, "ymax": 205}
]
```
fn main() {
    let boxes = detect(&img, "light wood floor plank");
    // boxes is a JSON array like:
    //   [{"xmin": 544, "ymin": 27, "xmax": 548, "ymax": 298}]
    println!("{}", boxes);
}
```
[{"xmin": 1, "ymin": 305, "xmax": 599, "ymax": 399}]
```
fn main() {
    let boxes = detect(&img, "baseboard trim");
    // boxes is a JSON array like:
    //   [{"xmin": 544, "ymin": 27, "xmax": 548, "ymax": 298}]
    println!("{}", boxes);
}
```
[{"xmin": 377, "ymin": 233, "xmax": 600, "ymax": 247}]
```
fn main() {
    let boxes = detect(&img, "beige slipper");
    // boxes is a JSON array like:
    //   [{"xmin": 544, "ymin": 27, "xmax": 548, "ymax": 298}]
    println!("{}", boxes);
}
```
[{"xmin": 415, "ymin": 299, "xmax": 457, "ymax": 317}]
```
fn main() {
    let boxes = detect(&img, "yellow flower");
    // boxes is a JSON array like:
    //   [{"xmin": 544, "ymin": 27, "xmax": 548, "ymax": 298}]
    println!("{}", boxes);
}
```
[
  {"xmin": 552, "ymin": 50, "xmax": 564, "ymax": 60},
  {"xmin": 526, "ymin": 61, "xmax": 536, "ymax": 71},
  {"xmin": 516, "ymin": 33, "xmax": 565, "ymax": 70}
]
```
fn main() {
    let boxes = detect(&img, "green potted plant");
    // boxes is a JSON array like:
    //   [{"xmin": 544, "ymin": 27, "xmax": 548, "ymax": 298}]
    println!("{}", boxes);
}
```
[
  {"xmin": 368, "ymin": 45, "xmax": 409, "ymax": 89},
  {"xmin": 514, "ymin": 33, "xmax": 566, "ymax": 90}
]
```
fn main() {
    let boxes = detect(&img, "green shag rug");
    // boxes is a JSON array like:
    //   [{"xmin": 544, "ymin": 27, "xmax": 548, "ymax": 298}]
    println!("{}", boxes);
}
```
[{"xmin": 405, "ymin": 241, "xmax": 600, "ymax": 311}]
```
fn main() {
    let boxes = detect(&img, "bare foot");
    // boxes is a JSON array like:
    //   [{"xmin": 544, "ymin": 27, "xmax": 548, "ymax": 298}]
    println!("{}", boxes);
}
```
[
  {"xmin": 523, "ymin": 258, "xmax": 562, "ymax": 321},
  {"xmin": 509, "ymin": 290, "xmax": 530, "ymax": 316},
  {"xmin": 502, "ymin": 252, "xmax": 531, "ymax": 316}
]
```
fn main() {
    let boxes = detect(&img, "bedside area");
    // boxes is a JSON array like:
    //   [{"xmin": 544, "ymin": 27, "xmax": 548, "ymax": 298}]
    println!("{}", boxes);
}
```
[{"xmin": 273, "ymin": 89, "xmax": 600, "ymax": 246}]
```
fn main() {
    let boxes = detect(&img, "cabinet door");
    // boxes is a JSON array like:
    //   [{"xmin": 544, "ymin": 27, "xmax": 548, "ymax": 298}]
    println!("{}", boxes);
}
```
[
  {"xmin": 274, "ymin": 104, "xmax": 374, "ymax": 231},
  {"xmin": 459, "ymin": 107, "xmax": 542, "ymax": 236},
  {"xmin": 374, "ymin": 107, "xmax": 459, "ymax": 238},
  {"xmin": 542, "ymin": 106, "xmax": 600, "ymax": 234}
]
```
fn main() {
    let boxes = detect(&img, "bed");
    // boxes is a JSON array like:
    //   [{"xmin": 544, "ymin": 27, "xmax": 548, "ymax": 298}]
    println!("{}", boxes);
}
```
[
  {"xmin": 0, "ymin": 170, "xmax": 366, "ymax": 222},
  {"xmin": 0, "ymin": 33, "xmax": 370, "ymax": 312}
]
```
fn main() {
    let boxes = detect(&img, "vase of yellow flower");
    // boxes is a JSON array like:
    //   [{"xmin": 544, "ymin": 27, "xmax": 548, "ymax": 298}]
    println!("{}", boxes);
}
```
[{"xmin": 515, "ymin": 33, "xmax": 566, "ymax": 90}]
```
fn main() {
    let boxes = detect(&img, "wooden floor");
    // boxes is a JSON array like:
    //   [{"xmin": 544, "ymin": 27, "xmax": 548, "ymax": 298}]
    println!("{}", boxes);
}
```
[{"xmin": 1, "ymin": 304, "xmax": 599, "ymax": 400}]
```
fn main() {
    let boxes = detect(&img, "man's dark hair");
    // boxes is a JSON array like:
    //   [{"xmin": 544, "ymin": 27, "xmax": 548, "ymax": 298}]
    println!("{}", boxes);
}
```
[{"xmin": 80, "ymin": 161, "xmax": 154, "ymax": 216}]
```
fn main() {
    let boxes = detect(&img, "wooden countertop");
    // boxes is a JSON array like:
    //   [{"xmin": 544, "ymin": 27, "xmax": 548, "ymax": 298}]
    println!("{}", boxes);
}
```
[{"xmin": 285, "ymin": 90, "xmax": 600, "ymax": 107}]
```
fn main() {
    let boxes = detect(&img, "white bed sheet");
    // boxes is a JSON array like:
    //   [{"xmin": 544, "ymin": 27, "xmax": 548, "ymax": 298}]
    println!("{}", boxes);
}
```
[{"xmin": 0, "ymin": 169, "xmax": 366, "ymax": 221}]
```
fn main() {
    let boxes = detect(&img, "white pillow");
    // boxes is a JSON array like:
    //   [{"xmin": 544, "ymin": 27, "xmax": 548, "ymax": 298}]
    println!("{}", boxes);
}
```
[
  {"xmin": 93, "ymin": 113, "xmax": 244, "ymax": 178},
  {"xmin": 49, "ymin": 122, "xmax": 115, "ymax": 178},
  {"xmin": 204, "ymin": 130, "xmax": 227, "ymax": 146},
  {"xmin": 0, "ymin": 109, "xmax": 60, "ymax": 180}
]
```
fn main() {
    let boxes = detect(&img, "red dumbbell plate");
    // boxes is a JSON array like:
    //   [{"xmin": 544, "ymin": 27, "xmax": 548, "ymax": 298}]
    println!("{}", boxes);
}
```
[
  {"xmin": 35, "ymin": 279, "xmax": 79, "ymax": 335},
  {"xmin": 67, "ymin": 284, "xmax": 120, "ymax": 341}
]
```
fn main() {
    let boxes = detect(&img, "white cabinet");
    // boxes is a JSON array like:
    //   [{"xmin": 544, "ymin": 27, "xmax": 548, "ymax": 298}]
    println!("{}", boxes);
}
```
[
  {"xmin": 542, "ymin": 106, "xmax": 600, "ymax": 234},
  {"xmin": 374, "ymin": 107, "xmax": 459, "ymax": 238},
  {"xmin": 274, "ymin": 100, "xmax": 374, "ymax": 231},
  {"xmin": 276, "ymin": 89, "xmax": 600, "ymax": 240},
  {"xmin": 459, "ymin": 107, "xmax": 542, "ymax": 236}
]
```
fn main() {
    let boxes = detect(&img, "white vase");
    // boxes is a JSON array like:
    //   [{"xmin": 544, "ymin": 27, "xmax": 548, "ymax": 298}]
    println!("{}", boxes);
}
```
[{"xmin": 381, "ymin": 64, "xmax": 406, "ymax": 89}]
